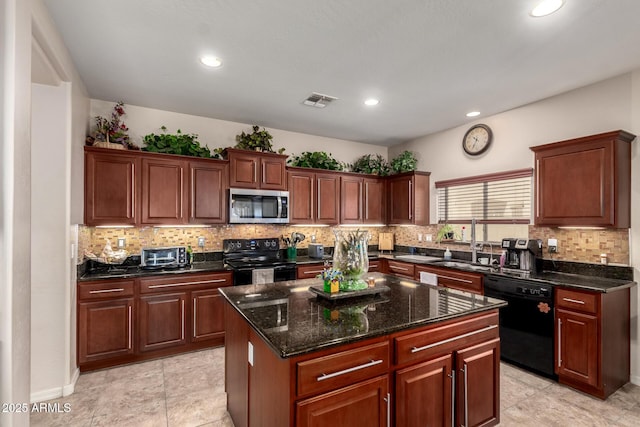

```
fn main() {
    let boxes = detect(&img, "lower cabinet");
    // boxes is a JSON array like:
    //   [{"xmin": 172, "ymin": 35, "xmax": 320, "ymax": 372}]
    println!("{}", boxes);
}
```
[
  {"xmin": 78, "ymin": 271, "xmax": 232, "ymax": 371},
  {"xmin": 414, "ymin": 265, "xmax": 483, "ymax": 295},
  {"xmin": 296, "ymin": 375, "xmax": 389, "ymax": 427},
  {"xmin": 387, "ymin": 260, "xmax": 415, "ymax": 279},
  {"xmin": 554, "ymin": 286, "xmax": 629, "ymax": 399}
]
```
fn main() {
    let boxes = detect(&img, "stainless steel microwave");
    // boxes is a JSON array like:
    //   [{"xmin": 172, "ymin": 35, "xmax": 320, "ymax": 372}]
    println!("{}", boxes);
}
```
[{"xmin": 229, "ymin": 188, "xmax": 289, "ymax": 224}]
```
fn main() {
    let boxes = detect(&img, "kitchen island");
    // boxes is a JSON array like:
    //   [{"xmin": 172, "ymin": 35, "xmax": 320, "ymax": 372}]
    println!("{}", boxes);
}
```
[{"xmin": 220, "ymin": 273, "xmax": 507, "ymax": 427}]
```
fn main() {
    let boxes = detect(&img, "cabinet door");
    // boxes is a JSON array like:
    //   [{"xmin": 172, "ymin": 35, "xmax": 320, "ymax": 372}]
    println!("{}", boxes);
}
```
[
  {"xmin": 396, "ymin": 354, "xmax": 453, "ymax": 427},
  {"xmin": 364, "ymin": 178, "xmax": 385, "ymax": 224},
  {"xmin": 139, "ymin": 292, "xmax": 187, "ymax": 352},
  {"xmin": 192, "ymin": 288, "xmax": 225, "ymax": 343},
  {"xmin": 189, "ymin": 160, "xmax": 228, "ymax": 224},
  {"xmin": 296, "ymin": 375, "xmax": 389, "ymax": 427},
  {"xmin": 340, "ymin": 176, "xmax": 363, "ymax": 224},
  {"xmin": 556, "ymin": 308, "xmax": 598, "ymax": 387},
  {"xmin": 229, "ymin": 151, "xmax": 259, "ymax": 188},
  {"xmin": 388, "ymin": 175, "xmax": 412, "ymax": 224},
  {"xmin": 288, "ymin": 170, "xmax": 314, "ymax": 224},
  {"xmin": 85, "ymin": 150, "xmax": 138, "ymax": 225},
  {"xmin": 316, "ymin": 173, "xmax": 340, "ymax": 225},
  {"xmin": 78, "ymin": 298, "xmax": 134, "ymax": 364},
  {"xmin": 141, "ymin": 157, "xmax": 188, "ymax": 224},
  {"xmin": 260, "ymin": 156, "xmax": 287, "ymax": 190},
  {"xmin": 455, "ymin": 338, "xmax": 500, "ymax": 427}
]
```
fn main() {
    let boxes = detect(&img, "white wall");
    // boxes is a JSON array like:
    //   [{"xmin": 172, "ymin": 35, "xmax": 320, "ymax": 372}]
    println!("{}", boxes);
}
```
[
  {"xmin": 90, "ymin": 99, "xmax": 388, "ymax": 164},
  {"xmin": 391, "ymin": 71, "xmax": 640, "ymax": 384},
  {"xmin": 30, "ymin": 82, "xmax": 74, "ymax": 401}
]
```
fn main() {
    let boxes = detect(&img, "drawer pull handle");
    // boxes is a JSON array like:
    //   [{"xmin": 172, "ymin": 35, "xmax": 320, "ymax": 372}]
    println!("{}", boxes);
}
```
[
  {"xmin": 305, "ymin": 270, "xmax": 325, "ymax": 274},
  {"xmin": 317, "ymin": 359, "xmax": 383, "ymax": 381},
  {"xmin": 410, "ymin": 325, "xmax": 497, "ymax": 354},
  {"xmin": 392, "ymin": 266, "xmax": 409, "ymax": 271},
  {"xmin": 562, "ymin": 297, "xmax": 585, "ymax": 305},
  {"xmin": 438, "ymin": 274, "xmax": 472, "ymax": 284},
  {"xmin": 89, "ymin": 288, "xmax": 124, "ymax": 294},
  {"xmin": 148, "ymin": 279, "xmax": 227, "ymax": 289}
]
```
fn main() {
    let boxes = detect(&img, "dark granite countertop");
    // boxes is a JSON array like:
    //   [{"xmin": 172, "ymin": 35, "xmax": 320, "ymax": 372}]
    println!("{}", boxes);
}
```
[
  {"xmin": 219, "ymin": 272, "xmax": 507, "ymax": 358},
  {"xmin": 78, "ymin": 260, "xmax": 230, "ymax": 282}
]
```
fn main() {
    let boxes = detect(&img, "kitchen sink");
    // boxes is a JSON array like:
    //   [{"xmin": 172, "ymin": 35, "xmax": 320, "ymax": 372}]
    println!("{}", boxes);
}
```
[
  {"xmin": 431, "ymin": 260, "xmax": 497, "ymax": 273},
  {"xmin": 395, "ymin": 254, "xmax": 443, "ymax": 263}
]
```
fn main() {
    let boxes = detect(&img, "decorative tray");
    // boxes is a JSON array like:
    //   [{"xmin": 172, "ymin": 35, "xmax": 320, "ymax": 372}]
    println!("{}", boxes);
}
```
[{"xmin": 309, "ymin": 283, "xmax": 390, "ymax": 301}]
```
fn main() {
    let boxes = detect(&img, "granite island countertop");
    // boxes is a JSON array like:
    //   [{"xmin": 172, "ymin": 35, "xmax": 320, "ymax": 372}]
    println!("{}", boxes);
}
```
[{"xmin": 219, "ymin": 272, "xmax": 507, "ymax": 358}]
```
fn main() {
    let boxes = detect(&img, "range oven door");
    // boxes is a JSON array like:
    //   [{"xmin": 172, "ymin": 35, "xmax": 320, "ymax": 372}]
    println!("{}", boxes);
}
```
[{"xmin": 233, "ymin": 264, "xmax": 296, "ymax": 286}]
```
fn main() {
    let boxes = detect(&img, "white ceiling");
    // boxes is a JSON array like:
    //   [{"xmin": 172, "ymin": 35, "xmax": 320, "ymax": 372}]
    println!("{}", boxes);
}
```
[{"xmin": 42, "ymin": 0, "xmax": 640, "ymax": 146}]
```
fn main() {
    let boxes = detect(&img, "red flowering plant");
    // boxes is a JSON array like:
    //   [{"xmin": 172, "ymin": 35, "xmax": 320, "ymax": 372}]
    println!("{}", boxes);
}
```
[{"xmin": 92, "ymin": 101, "xmax": 131, "ymax": 147}]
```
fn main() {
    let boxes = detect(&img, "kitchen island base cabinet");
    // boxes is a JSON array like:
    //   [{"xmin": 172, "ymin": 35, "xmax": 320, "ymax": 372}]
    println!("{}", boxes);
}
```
[{"xmin": 296, "ymin": 376, "xmax": 389, "ymax": 427}]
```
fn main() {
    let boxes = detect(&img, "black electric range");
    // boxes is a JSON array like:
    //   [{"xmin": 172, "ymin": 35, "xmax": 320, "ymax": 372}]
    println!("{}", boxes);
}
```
[{"xmin": 223, "ymin": 238, "xmax": 296, "ymax": 286}]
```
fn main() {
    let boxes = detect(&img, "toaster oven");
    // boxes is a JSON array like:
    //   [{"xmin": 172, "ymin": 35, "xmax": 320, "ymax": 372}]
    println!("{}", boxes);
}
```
[{"xmin": 141, "ymin": 246, "xmax": 187, "ymax": 269}]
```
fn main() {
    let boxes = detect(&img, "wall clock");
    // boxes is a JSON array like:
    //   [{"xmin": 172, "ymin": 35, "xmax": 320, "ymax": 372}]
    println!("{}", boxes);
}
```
[{"xmin": 462, "ymin": 124, "xmax": 492, "ymax": 156}]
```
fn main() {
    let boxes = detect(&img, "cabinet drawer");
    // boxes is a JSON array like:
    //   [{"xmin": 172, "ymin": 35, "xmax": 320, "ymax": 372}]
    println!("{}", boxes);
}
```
[
  {"xmin": 395, "ymin": 311, "xmax": 499, "ymax": 366},
  {"xmin": 368, "ymin": 260, "xmax": 381, "ymax": 272},
  {"xmin": 297, "ymin": 341, "xmax": 389, "ymax": 397},
  {"xmin": 556, "ymin": 288, "xmax": 598, "ymax": 314},
  {"xmin": 139, "ymin": 272, "xmax": 232, "ymax": 293},
  {"xmin": 297, "ymin": 263, "xmax": 326, "ymax": 279},
  {"xmin": 387, "ymin": 260, "xmax": 415, "ymax": 278},
  {"xmin": 78, "ymin": 279, "xmax": 134, "ymax": 301}
]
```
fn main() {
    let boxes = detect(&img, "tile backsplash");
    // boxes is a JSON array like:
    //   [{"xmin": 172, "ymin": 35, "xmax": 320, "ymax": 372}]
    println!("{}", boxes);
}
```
[{"xmin": 79, "ymin": 224, "xmax": 630, "ymax": 266}]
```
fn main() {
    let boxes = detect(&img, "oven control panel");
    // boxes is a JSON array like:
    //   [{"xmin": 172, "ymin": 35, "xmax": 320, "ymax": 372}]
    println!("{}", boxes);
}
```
[
  {"xmin": 224, "ymin": 238, "xmax": 280, "ymax": 253},
  {"xmin": 516, "ymin": 286, "xmax": 552, "ymax": 298}
]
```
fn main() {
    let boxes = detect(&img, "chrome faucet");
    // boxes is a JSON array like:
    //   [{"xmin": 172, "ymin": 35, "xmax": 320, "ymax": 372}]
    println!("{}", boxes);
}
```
[{"xmin": 471, "ymin": 218, "xmax": 480, "ymax": 263}]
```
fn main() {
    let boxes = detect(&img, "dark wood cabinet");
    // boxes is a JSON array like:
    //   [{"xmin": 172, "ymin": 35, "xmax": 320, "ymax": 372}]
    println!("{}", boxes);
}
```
[
  {"xmin": 188, "ymin": 160, "xmax": 228, "ymax": 224},
  {"xmin": 191, "ymin": 288, "xmax": 225, "ymax": 342},
  {"xmin": 531, "ymin": 130, "xmax": 635, "ymax": 228},
  {"xmin": 288, "ymin": 168, "xmax": 340, "ymax": 225},
  {"xmin": 297, "ymin": 263, "xmax": 327, "ymax": 279},
  {"xmin": 227, "ymin": 148, "xmax": 287, "ymax": 190},
  {"xmin": 554, "ymin": 287, "xmax": 629, "ymax": 399},
  {"xmin": 139, "ymin": 292, "xmax": 187, "ymax": 352},
  {"xmin": 395, "ymin": 354, "xmax": 453, "ymax": 427},
  {"xmin": 455, "ymin": 338, "xmax": 500, "ymax": 427},
  {"xmin": 415, "ymin": 265, "xmax": 484, "ymax": 295},
  {"xmin": 140, "ymin": 156, "xmax": 188, "ymax": 225},
  {"xmin": 84, "ymin": 148, "xmax": 138, "ymax": 226},
  {"xmin": 77, "ymin": 279, "xmax": 135, "ymax": 365},
  {"xmin": 78, "ymin": 271, "xmax": 232, "ymax": 371},
  {"xmin": 296, "ymin": 375, "xmax": 389, "ymax": 427},
  {"xmin": 387, "ymin": 171, "xmax": 430, "ymax": 225},
  {"xmin": 340, "ymin": 175, "xmax": 386, "ymax": 224},
  {"xmin": 387, "ymin": 260, "xmax": 415, "ymax": 279}
]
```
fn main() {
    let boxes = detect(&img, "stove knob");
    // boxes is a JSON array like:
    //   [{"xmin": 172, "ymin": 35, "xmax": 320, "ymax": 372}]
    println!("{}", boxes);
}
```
[{"xmin": 264, "ymin": 240, "xmax": 270, "ymax": 248}]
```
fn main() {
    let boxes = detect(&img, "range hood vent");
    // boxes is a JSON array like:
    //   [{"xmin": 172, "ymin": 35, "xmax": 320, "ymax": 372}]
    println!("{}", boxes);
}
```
[{"xmin": 302, "ymin": 92, "xmax": 338, "ymax": 108}]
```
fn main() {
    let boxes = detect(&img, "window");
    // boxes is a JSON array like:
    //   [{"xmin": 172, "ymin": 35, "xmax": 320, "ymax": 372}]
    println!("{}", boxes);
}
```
[{"xmin": 435, "ymin": 169, "xmax": 533, "ymax": 242}]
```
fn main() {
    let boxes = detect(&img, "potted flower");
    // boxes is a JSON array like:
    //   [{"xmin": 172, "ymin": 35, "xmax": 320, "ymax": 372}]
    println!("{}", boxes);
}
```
[
  {"xmin": 235, "ymin": 125, "xmax": 275, "ymax": 152},
  {"xmin": 88, "ymin": 101, "xmax": 134, "ymax": 150},
  {"xmin": 317, "ymin": 268, "xmax": 344, "ymax": 294}
]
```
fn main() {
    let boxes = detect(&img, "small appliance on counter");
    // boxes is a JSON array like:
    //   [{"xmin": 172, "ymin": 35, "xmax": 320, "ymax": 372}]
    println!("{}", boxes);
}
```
[
  {"xmin": 308, "ymin": 243, "xmax": 324, "ymax": 259},
  {"xmin": 378, "ymin": 233, "xmax": 394, "ymax": 253},
  {"xmin": 500, "ymin": 238, "xmax": 542, "ymax": 273},
  {"xmin": 141, "ymin": 246, "xmax": 187, "ymax": 270}
]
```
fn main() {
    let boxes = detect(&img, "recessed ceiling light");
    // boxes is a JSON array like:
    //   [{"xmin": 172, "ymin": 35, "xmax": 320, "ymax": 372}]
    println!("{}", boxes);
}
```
[
  {"xmin": 530, "ymin": 0, "xmax": 564, "ymax": 17},
  {"xmin": 200, "ymin": 56, "xmax": 223, "ymax": 68},
  {"xmin": 364, "ymin": 98, "xmax": 379, "ymax": 106},
  {"xmin": 466, "ymin": 111, "xmax": 481, "ymax": 117}
]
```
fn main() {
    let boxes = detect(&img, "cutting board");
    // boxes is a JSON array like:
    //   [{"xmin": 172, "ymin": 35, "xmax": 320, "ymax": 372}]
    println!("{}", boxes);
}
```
[{"xmin": 378, "ymin": 233, "xmax": 394, "ymax": 251}]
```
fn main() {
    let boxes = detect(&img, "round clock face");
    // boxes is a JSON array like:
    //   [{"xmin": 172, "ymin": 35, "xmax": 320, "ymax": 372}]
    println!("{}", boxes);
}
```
[{"xmin": 463, "ymin": 124, "xmax": 492, "ymax": 156}]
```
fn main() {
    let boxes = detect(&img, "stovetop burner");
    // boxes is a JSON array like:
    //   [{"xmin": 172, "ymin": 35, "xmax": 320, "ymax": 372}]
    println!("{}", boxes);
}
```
[{"xmin": 223, "ymin": 237, "xmax": 287, "ymax": 270}]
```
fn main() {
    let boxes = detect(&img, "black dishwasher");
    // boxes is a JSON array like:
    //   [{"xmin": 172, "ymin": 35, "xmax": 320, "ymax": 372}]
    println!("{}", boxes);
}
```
[{"xmin": 484, "ymin": 274, "xmax": 557, "ymax": 379}]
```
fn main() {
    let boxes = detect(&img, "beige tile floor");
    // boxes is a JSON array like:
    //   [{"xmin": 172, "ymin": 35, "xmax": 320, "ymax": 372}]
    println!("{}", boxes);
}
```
[{"xmin": 31, "ymin": 347, "xmax": 640, "ymax": 426}]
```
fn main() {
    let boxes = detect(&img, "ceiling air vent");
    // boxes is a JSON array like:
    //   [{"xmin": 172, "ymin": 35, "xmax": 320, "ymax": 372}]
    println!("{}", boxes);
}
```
[{"xmin": 302, "ymin": 92, "xmax": 338, "ymax": 108}]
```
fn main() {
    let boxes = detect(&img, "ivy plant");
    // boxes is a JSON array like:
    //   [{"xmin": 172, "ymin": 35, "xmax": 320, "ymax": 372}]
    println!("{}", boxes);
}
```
[
  {"xmin": 351, "ymin": 153, "xmax": 390, "ymax": 176},
  {"xmin": 390, "ymin": 150, "xmax": 418, "ymax": 174},
  {"xmin": 235, "ymin": 125, "xmax": 275, "ymax": 153},
  {"xmin": 142, "ymin": 126, "xmax": 211, "ymax": 158},
  {"xmin": 287, "ymin": 151, "xmax": 344, "ymax": 171}
]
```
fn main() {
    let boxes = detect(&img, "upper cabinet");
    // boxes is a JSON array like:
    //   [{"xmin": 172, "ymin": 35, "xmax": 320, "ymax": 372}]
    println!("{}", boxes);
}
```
[
  {"xmin": 340, "ymin": 175, "xmax": 386, "ymax": 224},
  {"xmin": 530, "ymin": 130, "xmax": 635, "ymax": 228},
  {"xmin": 288, "ymin": 168, "xmax": 340, "ymax": 225},
  {"xmin": 387, "ymin": 172, "xmax": 431, "ymax": 225},
  {"xmin": 85, "ymin": 148, "xmax": 138, "ymax": 226},
  {"xmin": 85, "ymin": 147, "xmax": 229, "ymax": 226},
  {"xmin": 226, "ymin": 148, "xmax": 287, "ymax": 190}
]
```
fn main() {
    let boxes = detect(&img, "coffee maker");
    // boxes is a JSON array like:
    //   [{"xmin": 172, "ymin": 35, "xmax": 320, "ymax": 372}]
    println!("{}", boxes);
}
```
[{"xmin": 501, "ymin": 238, "xmax": 542, "ymax": 273}]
